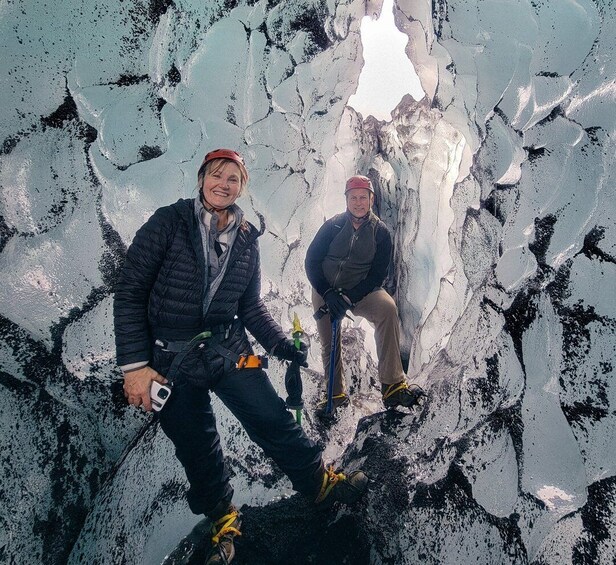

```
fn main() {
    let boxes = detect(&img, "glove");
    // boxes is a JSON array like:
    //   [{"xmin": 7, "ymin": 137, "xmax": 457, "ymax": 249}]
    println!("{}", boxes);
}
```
[
  {"xmin": 275, "ymin": 339, "xmax": 308, "ymax": 367},
  {"xmin": 323, "ymin": 289, "xmax": 351, "ymax": 321}
]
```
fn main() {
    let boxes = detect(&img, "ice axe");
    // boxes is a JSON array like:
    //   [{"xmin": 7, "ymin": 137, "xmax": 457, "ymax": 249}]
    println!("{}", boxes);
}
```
[{"xmin": 285, "ymin": 312, "xmax": 304, "ymax": 424}]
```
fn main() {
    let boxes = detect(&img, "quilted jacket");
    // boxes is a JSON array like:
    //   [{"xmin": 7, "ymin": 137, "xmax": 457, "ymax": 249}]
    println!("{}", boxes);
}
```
[{"xmin": 113, "ymin": 198, "xmax": 285, "ymax": 384}]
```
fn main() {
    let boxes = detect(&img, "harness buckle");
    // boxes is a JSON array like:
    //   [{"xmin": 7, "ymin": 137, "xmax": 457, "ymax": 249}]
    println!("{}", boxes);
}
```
[{"xmin": 236, "ymin": 355, "xmax": 268, "ymax": 370}]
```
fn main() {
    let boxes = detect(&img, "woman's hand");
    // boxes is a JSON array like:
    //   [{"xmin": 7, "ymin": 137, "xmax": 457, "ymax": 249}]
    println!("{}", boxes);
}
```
[
  {"xmin": 123, "ymin": 366, "xmax": 168, "ymax": 412},
  {"xmin": 274, "ymin": 339, "xmax": 309, "ymax": 367}
]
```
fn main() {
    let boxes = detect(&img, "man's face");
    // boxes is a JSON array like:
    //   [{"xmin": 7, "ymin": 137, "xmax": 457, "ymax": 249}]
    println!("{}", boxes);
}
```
[{"xmin": 346, "ymin": 188, "xmax": 373, "ymax": 218}]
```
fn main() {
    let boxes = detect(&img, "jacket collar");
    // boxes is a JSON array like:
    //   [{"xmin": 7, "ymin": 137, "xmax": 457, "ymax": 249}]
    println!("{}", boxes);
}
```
[
  {"xmin": 174, "ymin": 197, "xmax": 262, "ymax": 241},
  {"xmin": 344, "ymin": 209, "xmax": 377, "ymax": 228},
  {"xmin": 195, "ymin": 196, "xmax": 243, "ymax": 235},
  {"xmin": 186, "ymin": 197, "xmax": 262, "ymax": 252}
]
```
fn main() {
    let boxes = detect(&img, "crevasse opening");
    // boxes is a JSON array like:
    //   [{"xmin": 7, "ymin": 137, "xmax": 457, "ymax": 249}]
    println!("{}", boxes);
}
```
[{"xmin": 347, "ymin": 0, "xmax": 425, "ymax": 122}]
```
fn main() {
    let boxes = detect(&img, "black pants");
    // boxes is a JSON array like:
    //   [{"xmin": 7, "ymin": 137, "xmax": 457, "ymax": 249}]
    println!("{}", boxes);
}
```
[{"xmin": 158, "ymin": 367, "xmax": 322, "ymax": 516}]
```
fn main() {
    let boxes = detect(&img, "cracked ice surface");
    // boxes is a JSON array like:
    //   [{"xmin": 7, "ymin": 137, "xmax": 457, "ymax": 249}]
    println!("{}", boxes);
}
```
[
  {"xmin": 1, "ymin": 0, "xmax": 616, "ymax": 564},
  {"xmin": 521, "ymin": 296, "xmax": 587, "ymax": 525},
  {"xmin": 0, "ymin": 1, "xmax": 374, "ymax": 562}
]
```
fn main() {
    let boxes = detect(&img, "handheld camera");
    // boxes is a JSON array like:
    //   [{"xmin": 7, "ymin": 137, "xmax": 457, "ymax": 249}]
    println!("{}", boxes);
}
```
[{"xmin": 150, "ymin": 381, "xmax": 172, "ymax": 412}]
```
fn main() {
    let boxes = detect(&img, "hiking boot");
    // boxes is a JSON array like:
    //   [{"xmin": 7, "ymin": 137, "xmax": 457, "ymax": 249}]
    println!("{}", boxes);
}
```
[
  {"xmin": 382, "ymin": 381, "xmax": 425, "ymax": 410},
  {"xmin": 205, "ymin": 505, "xmax": 242, "ymax": 565},
  {"xmin": 315, "ymin": 393, "xmax": 350, "ymax": 418},
  {"xmin": 314, "ymin": 465, "xmax": 369, "ymax": 507}
]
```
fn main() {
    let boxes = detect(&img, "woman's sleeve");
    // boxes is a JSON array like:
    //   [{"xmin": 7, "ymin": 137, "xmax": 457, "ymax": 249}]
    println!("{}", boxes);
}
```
[{"xmin": 113, "ymin": 207, "xmax": 173, "ymax": 366}]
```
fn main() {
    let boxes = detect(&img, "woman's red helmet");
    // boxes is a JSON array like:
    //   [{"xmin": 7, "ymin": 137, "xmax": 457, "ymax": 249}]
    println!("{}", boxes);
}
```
[{"xmin": 197, "ymin": 148, "xmax": 249, "ymax": 194}]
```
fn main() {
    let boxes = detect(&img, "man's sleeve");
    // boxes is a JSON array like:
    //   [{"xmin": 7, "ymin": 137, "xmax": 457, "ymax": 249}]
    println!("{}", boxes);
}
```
[
  {"xmin": 345, "ymin": 223, "xmax": 392, "ymax": 304},
  {"xmin": 305, "ymin": 220, "xmax": 335, "ymax": 296}
]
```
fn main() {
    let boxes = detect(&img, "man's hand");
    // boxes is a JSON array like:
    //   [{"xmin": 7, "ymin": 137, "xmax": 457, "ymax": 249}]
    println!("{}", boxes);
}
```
[
  {"xmin": 123, "ymin": 366, "xmax": 168, "ymax": 412},
  {"xmin": 323, "ymin": 289, "xmax": 352, "ymax": 321}
]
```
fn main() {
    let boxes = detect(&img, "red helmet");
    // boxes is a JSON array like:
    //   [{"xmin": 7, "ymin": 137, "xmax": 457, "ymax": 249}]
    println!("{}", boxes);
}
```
[
  {"xmin": 344, "ymin": 175, "xmax": 374, "ymax": 194},
  {"xmin": 198, "ymin": 148, "xmax": 249, "ymax": 184}
]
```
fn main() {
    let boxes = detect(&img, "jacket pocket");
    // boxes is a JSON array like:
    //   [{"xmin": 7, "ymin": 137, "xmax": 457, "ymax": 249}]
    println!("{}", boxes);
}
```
[{"xmin": 151, "ymin": 345, "xmax": 176, "ymax": 380}]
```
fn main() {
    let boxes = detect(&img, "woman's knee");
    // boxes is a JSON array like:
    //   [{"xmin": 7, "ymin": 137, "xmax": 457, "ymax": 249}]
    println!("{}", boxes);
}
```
[{"xmin": 254, "ymin": 397, "xmax": 293, "ymax": 430}]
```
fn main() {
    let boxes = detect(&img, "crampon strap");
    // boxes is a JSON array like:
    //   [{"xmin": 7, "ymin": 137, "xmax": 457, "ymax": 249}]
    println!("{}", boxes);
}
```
[
  {"xmin": 211, "ymin": 510, "xmax": 241, "ymax": 545},
  {"xmin": 382, "ymin": 381, "xmax": 409, "ymax": 400},
  {"xmin": 317, "ymin": 393, "xmax": 347, "ymax": 407},
  {"xmin": 314, "ymin": 465, "xmax": 346, "ymax": 503}
]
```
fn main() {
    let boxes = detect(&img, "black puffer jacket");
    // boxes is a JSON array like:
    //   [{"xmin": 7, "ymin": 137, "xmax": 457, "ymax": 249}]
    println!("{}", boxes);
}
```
[{"xmin": 113, "ymin": 198, "xmax": 285, "ymax": 384}]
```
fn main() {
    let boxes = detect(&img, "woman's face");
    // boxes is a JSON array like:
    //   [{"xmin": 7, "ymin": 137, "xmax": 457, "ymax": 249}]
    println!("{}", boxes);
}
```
[{"xmin": 202, "ymin": 161, "xmax": 242, "ymax": 209}]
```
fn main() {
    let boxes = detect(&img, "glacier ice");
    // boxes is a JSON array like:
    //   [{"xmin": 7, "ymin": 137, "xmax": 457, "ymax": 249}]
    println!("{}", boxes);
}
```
[{"xmin": 1, "ymin": 0, "xmax": 615, "ymax": 564}]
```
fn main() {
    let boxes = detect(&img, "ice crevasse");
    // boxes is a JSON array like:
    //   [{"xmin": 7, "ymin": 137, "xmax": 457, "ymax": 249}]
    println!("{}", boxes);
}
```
[{"xmin": 0, "ymin": 0, "xmax": 614, "ymax": 563}]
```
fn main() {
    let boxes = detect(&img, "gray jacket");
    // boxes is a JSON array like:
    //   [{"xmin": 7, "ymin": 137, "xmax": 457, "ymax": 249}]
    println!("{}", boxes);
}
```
[{"xmin": 305, "ymin": 211, "xmax": 393, "ymax": 304}]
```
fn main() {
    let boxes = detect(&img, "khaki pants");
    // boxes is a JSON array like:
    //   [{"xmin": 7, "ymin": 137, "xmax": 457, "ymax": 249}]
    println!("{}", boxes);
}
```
[{"xmin": 312, "ymin": 288, "xmax": 405, "ymax": 396}]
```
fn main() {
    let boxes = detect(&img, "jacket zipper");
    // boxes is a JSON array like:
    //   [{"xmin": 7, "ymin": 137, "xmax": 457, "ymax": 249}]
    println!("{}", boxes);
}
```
[{"xmin": 332, "ymin": 229, "xmax": 359, "ymax": 289}]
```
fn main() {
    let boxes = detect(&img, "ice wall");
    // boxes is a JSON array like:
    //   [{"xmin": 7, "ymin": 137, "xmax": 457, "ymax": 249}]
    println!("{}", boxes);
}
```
[
  {"xmin": 1, "ymin": 0, "xmax": 615, "ymax": 564},
  {"xmin": 0, "ymin": 1, "xmax": 378, "ymax": 562},
  {"xmin": 351, "ymin": 0, "xmax": 616, "ymax": 562}
]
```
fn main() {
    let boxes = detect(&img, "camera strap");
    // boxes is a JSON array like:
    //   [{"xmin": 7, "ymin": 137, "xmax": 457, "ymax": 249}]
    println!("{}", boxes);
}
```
[{"xmin": 161, "ymin": 331, "xmax": 213, "ymax": 385}]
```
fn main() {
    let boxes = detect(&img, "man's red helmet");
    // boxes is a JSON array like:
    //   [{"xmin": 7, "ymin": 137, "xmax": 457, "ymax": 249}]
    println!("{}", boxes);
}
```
[{"xmin": 344, "ymin": 175, "xmax": 374, "ymax": 194}]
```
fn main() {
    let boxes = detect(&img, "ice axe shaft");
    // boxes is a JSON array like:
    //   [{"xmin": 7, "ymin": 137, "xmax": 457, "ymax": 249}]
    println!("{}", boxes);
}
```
[{"xmin": 326, "ymin": 319, "xmax": 339, "ymax": 415}]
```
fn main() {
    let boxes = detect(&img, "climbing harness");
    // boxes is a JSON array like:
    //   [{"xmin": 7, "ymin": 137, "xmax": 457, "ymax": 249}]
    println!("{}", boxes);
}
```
[
  {"xmin": 211, "ymin": 342, "xmax": 268, "ymax": 371},
  {"xmin": 236, "ymin": 354, "xmax": 268, "ymax": 369},
  {"xmin": 154, "ymin": 320, "xmax": 268, "ymax": 387}
]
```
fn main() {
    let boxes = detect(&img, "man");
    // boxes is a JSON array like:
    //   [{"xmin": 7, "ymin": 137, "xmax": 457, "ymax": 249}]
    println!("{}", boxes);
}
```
[{"xmin": 305, "ymin": 175, "xmax": 424, "ymax": 417}]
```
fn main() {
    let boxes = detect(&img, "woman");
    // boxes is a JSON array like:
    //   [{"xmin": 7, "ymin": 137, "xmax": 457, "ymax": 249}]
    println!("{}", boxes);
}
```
[{"xmin": 113, "ymin": 149, "xmax": 367, "ymax": 564}]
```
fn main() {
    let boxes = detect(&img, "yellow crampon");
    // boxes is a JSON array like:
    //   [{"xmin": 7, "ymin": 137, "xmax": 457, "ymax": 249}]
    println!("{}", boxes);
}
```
[
  {"xmin": 316, "ymin": 393, "xmax": 348, "ymax": 408},
  {"xmin": 382, "ymin": 381, "xmax": 409, "ymax": 400},
  {"xmin": 314, "ymin": 465, "xmax": 346, "ymax": 503},
  {"xmin": 211, "ymin": 510, "xmax": 242, "ymax": 545}
]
